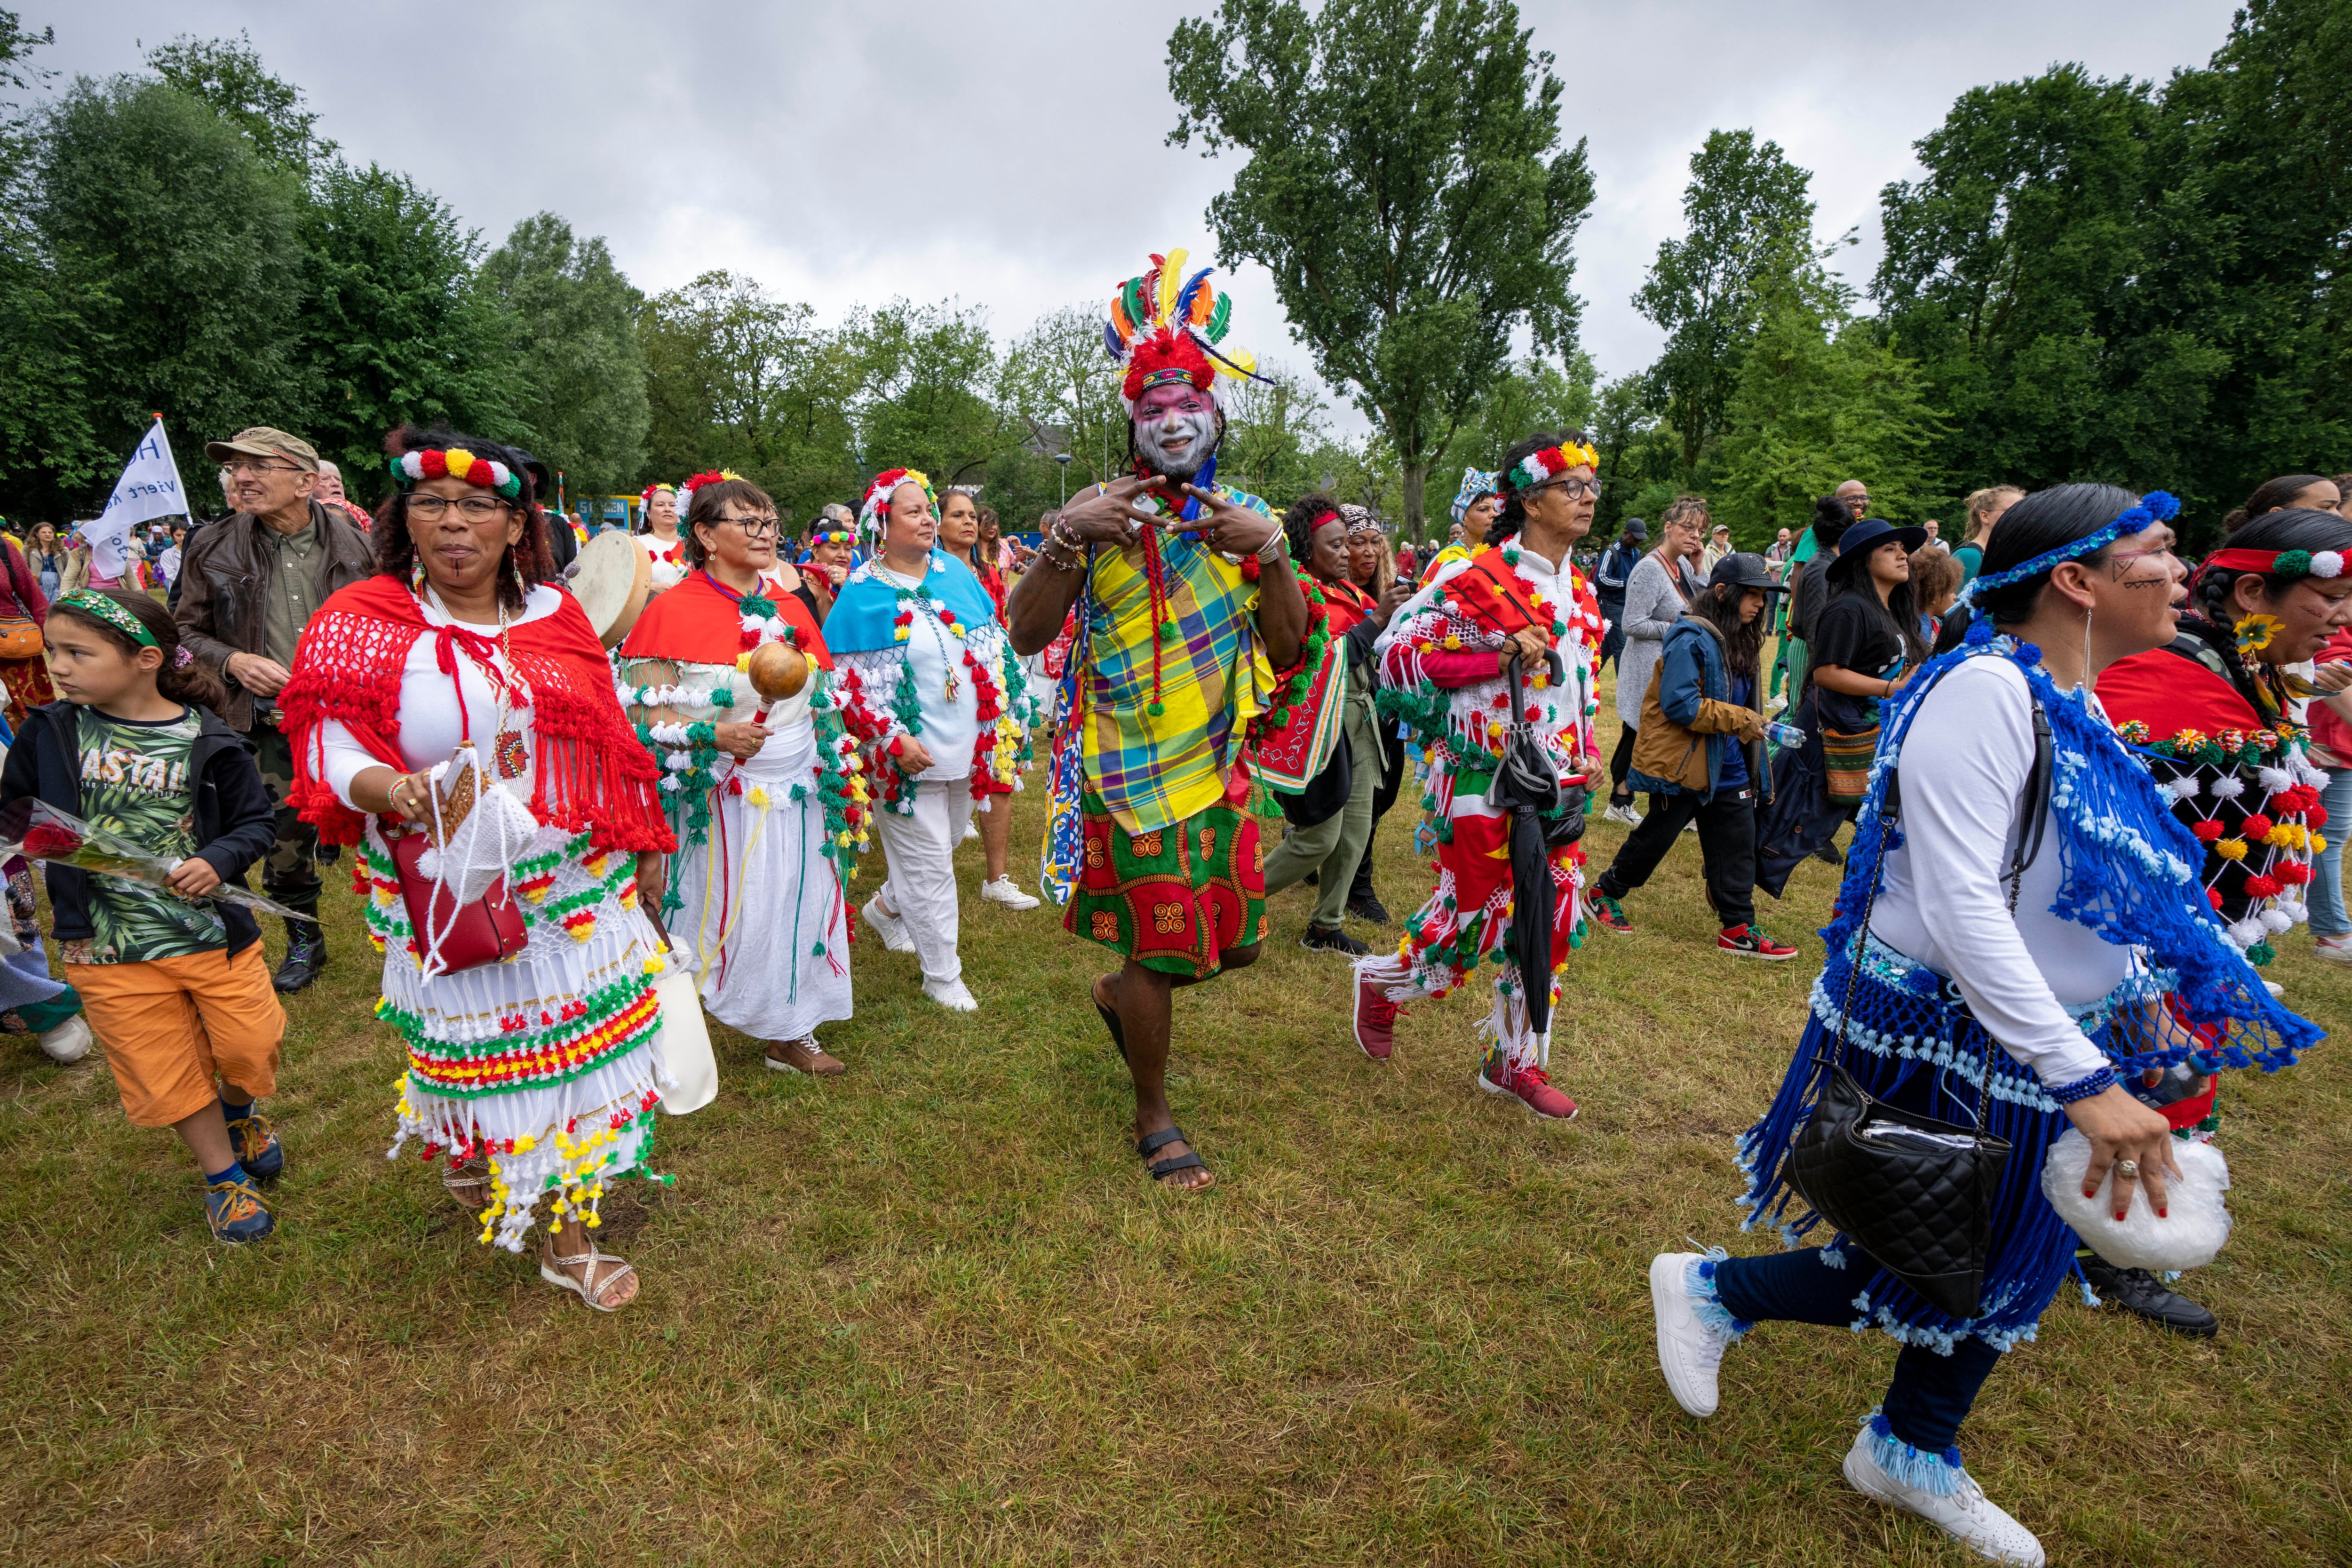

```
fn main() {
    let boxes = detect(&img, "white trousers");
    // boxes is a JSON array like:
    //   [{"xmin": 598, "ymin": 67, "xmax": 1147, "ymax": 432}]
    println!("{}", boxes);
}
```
[{"xmin": 873, "ymin": 780, "xmax": 976, "ymax": 987}]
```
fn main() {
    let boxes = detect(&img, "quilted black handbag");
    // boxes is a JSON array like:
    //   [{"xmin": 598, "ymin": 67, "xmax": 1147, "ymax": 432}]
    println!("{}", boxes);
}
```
[{"xmin": 1783, "ymin": 692, "xmax": 2050, "ymax": 1321}]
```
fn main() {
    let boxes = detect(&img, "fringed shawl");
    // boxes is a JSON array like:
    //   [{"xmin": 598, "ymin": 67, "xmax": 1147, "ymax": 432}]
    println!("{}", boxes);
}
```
[{"xmin": 280, "ymin": 575, "xmax": 675, "ymax": 854}]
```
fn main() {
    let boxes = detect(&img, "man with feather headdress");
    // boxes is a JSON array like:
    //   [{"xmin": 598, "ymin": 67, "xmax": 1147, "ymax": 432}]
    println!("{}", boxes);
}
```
[{"xmin": 1006, "ymin": 248, "xmax": 1311, "ymax": 1194}]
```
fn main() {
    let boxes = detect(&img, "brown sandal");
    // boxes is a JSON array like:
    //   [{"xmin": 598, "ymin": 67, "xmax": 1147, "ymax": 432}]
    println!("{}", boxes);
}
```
[{"xmin": 442, "ymin": 1159, "xmax": 492, "ymax": 1212}]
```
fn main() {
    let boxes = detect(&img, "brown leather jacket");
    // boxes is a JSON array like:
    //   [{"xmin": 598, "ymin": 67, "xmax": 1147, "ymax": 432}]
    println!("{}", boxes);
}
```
[{"xmin": 174, "ymin": 500, "xmax": 375, "ymax": 732}]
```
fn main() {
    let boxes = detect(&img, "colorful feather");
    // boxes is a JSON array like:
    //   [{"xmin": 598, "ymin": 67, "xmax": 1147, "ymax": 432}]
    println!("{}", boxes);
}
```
[
  {"xmin": 1158, "ymin": 248, "xmax": 1187, "ymax": 320},
  {"xmin": 1205, "ymin": 294, "xmax": 1232, "ymax": 344},
  {"xmin": 1119, "ymin": 278, "xmax": 1147, "ymax": 339},
  {"xmin": 1139, "ymin": 262, "xmax": 1164, "ymax": 326},
  {"xmin": 1175, "ymin": 267, "xmax": 1214, "ymax": 327},
  {"xmin": 1110, "ymin": 294, "xmax": 1135, "ymax": 346},
  {"xmin": 1104, "ymin": 317, "xmax": 1126, "ymax": 362}
]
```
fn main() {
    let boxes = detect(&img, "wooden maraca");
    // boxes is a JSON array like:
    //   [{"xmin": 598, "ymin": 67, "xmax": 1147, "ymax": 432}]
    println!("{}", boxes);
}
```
[{"xmin": 746, "ymin": 640, "xmax": 810, "ymax": 702}]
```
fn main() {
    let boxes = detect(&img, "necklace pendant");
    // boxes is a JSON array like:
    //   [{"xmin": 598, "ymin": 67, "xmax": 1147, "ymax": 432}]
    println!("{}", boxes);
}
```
[{"xmin": 493, "ymin": 729, "xmax": 528, "ymax": 780}]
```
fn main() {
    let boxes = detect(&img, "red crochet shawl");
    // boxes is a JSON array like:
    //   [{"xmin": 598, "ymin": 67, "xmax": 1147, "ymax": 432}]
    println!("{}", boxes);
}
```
[{"xmin": 279, "ymin": 575, "xmax": 675, "ymax": 853}]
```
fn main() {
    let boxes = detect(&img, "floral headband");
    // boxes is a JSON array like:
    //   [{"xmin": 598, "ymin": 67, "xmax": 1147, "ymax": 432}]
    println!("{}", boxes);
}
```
[
  {"xmin": 56, "ymin": 588, "xmax": 157, "ymax": 648},
  {"xmin": 1503, "ymin": 441, "xmax": 1600, "ymax": 493},
  {"xmin": 858, "ymin": 467, "xmax": 938, "ymax": 545},
  {"xmin": 640, "ymin": 483, "xmax": 677, "ymax": 508},
  {"xmin": 388, "ymin": 447, "xmax": 522, "ymax": 500},
  {"xmin": 1963, "ymin": 491, "xmax": 2180, "ymax": 606}
]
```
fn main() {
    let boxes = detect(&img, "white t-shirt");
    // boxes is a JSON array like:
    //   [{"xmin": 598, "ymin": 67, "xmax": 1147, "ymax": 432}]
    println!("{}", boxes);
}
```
[
  {"xmin": 874, "ymin": 565, "xmax": 978, "ymax": 783},
  {"xmin": 1867, "ymin": 655, "xmax": 2123, "ymax": 1091}
]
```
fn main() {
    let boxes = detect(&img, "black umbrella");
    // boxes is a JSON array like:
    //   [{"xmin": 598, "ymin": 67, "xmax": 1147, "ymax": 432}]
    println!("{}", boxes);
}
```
[{"xmin": 1484, "ymin": 651, "xmax": 1582, "ymax": 1039}]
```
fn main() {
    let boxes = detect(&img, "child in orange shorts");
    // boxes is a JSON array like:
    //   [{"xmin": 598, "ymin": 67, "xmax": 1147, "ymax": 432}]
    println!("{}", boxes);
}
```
[{"xmin": 0, "ymin": 589, "xmax": 286, "ymax": 1242}]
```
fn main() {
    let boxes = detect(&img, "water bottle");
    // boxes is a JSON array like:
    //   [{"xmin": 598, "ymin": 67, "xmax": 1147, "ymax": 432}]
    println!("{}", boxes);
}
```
[{"xmin": 1764, "ymin": 720, "xmax": 1808, "ymax": 750}]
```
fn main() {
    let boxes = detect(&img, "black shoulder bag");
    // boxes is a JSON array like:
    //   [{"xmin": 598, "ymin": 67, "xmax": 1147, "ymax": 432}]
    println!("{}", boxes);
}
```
[{"xmin": 1782, "ymin": 692, "xmax": 2051, "ymax": 1321}]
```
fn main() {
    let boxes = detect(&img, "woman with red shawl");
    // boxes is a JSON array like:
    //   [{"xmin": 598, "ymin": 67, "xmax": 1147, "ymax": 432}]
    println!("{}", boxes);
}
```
[
  {"xmin": 0, "ymin": 531, "xmax": 52, "ymax": 729},
  {"xmin": 281, "ymin": 426, "xmax": 677, "ymax": 1313}
]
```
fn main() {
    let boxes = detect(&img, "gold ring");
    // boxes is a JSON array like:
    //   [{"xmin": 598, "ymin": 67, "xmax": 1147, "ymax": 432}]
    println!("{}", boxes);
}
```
[{"xmin": 2115, "ymin": 1158, "xmax": 2139, "ymax": 1180}]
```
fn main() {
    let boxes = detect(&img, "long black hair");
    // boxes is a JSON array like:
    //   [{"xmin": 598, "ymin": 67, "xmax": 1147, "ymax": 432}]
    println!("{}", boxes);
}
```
[
  {"xmin": 1829, "ymin": 537, "xmax": 1930, "ymax": 665},
  {"xmin": 373, "ymin": 425, "xmax": 556, "ymax": 611},
  {"xmin": 47, "ymin": 588, "xmax": 232, "ymax": 716},
  {"xmin": 1489, "ymin": 429, "xmax": 1597, "ymax": 546},
  {"xmin": 1973, "ymin": 483, "xmax": 2138, "ymax": 625},
  {"xmin": 2191, "ymin": 506, "xmax": 2352, "ymax": 626},
  {"xmin": 1687, "ymin": 579, "xmax": 1767, "ymax": 683}
]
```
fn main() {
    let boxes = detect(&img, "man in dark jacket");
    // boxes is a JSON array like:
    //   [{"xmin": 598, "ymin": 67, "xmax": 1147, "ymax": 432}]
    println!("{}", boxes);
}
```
[
  {"xmin": 1593, "ymin": 517, "xmax": 1645, "ymax": 673},
  {"xmin": 175, "ymin": 427, "xmax": 375, "ymax": 992}
]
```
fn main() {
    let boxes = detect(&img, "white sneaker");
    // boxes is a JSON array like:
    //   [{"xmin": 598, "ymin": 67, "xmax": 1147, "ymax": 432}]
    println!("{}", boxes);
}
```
[
  {"xmin": 980, "ymin": 876, "xmax": 1040, "ymax": 911},
  {"xmin": 2263, "ymin": 979, "xmax": 2285, "ymax": 998},
  {"xmin": 961, "ymin": 821, "xmax": 979, "ymax": 843},
  {"xmin": 36, "ymin": 1014, "xmax": 91, "ymax": 1064},
  {"xmin": 1602, "ymin": 802, "xmax": 1643, "ymax": 827},
  {"xmin": 1649, "ymin": 1252, "xmax": 1732, "ymax": 1417},
  {"xmin": 861, "ymin": 894, "xmax": 916, "ymax": 954},
  {"xmin": 922, "ymin": 975, "xmax": 978, "ymax": 1012},
  {"xmin": 1842, "ymin": 1424, "xmax": 2045, "ymax": 1567},
  {"xmin": 2315, "ymin": 935, "xmax": 2352, "ymax": 963}
]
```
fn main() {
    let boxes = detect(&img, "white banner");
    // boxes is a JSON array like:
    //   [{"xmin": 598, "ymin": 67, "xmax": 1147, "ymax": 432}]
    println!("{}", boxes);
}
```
[{"xmin": 92, "ymin": 416, "xmax": 190, "ymax": 579}]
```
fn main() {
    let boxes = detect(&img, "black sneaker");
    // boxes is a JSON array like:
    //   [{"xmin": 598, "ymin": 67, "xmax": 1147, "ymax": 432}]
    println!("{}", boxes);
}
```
[
  {"xmin": 1346, "ymin": 895, "xmax": 1392, "ymax": 925},
  {"xmin": 1299, "ymin": 924, "xmax": 1371, "ymax": 958},
  {"xmin": 1812, "ymin": 839, "xmax": 1844, "ymax": 866},
  {"xmin": 2080, "ymin": 1255, "xmax": 2218, "ymax": 1337}
]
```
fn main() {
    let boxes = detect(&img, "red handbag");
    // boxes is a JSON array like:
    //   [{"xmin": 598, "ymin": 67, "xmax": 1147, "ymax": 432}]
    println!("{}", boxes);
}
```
[{"xmin": 386, "ymin": 822, "xmax": 528, "ymax": 975}]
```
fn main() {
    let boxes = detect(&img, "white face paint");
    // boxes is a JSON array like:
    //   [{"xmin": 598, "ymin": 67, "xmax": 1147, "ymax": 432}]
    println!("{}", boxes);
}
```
[{"xmin": 1134, "ymin": 405, "xmax": 1219, "ymax": 482}]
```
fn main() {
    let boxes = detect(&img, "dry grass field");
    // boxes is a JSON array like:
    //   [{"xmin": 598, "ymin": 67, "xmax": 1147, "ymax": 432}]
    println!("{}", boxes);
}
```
[{"xmin": 4, "ymin": 666, "xmax": 2347, "ymax": 1566}]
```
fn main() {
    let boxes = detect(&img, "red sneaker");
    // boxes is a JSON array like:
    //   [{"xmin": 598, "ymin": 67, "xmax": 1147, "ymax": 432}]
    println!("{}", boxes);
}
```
[
  {"xmin": 1718, "ymin": 923, "xmax": 1797, "ymax": 960},
  {"xmin": 1352, "ymin": 973, "xmax": 1401, "ymax": 1060},
  {"xmin": 1478, "ymin": 1056, "xmax": 1579, "ymax": 1120}
]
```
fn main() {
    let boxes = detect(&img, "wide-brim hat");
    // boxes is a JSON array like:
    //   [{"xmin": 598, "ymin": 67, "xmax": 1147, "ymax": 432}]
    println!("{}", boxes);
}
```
[{"xmin": 1826, "ymin": 517, "xmax": 1927, "ymax": 581}]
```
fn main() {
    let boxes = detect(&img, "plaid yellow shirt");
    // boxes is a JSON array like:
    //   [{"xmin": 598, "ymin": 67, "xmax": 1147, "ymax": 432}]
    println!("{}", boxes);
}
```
[{"xmin": 1081, "ymin": 498, "xmax": 1274, "ymax": 833}]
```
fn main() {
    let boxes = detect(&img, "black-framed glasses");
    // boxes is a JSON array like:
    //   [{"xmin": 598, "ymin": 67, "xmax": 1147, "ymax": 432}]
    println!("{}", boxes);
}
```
[
  {"xmin": 1534, "ymin": 476, "xmax": 1601, "ymax": 501},
  {"xmin": 720, "ymin": 514, "xmax": 780, "ymax": 538},
  {"xmin": 406, "ymin": 494, "xmax": 512, "ymax": 521}
]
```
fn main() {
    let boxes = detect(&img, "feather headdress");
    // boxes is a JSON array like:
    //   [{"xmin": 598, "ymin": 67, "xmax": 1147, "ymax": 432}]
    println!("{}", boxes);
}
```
[{"xmin": 1104, "ymin": 247, "xmax": 1263, "ymax": 415}]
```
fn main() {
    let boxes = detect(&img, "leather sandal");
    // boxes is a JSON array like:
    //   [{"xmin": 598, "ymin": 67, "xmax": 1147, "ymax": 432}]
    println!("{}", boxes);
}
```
[
  {"xmin": 442, "ymin": 1159, "xmax": 491, "ymax": 1212},
  {"xmin": 539, "ymin": 1241, "xmax": 638, "ymax": 1313},
  {"xmin": 1136, "ymin": 1124, "xmax": 1210, "ymax": 1189}
]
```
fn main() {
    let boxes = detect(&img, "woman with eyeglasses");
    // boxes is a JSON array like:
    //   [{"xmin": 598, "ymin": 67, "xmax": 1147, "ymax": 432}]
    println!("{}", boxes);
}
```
[
  {"xmin": 826, "ymin": 469, "xmax": 1032, "ymax": 1012},
  {"xmin": 1606, "ymin": 494, "xmax": 1707, "ymax": 825},
  {"xmin": 281, "ymin": 425, "xmax": 677, "ymax": 1312},
  {"xmin": 618, "ymin": 475, "xmax": 868, "ymax": 1078}
]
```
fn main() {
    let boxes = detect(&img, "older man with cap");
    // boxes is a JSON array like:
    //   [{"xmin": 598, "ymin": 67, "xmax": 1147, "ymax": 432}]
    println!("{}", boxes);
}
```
[{"xmin": 174, "ymin": 426, "xmax": 374, "ymax": 992}]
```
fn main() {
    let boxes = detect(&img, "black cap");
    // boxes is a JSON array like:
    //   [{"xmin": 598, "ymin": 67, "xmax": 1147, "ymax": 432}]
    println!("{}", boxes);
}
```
[
  {"xmin": 1622, "ymin": 517, "xmax": 1648, "ymax": 539},
  {"xmin": 1707, "ymin": 551, "xmax": 1787, "ymax": 593}
]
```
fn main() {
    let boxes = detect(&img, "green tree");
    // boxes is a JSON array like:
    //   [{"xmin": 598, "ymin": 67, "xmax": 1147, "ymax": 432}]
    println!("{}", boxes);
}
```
[
  {"xmin": 1167, "ymin": 0, "xmax": 1594, "ymax": 532},
  {"xmin": 34, "ymin": 76, "xmax": 309, "ymax": 490},
  {"xmin": 144, "ymin": 32, "xmax": 331, "ymax": 174},
  {"xmin": 1216, "ymin": 361, "xmax": 1331, "ymax": 505},
  {"xmin": 1432, "ymin": 351, "xmax": 1597, "ymax": 480},
  {"xmin": 477, "ymin": 212, "xmax": 649, "ymax": 503},
  {"xmin": 999, "ymin": 303, "xmax": 1128, "ymax": 488},
  {"xmin": 298, "ymin": 160, "xmax": 528, "ymax": 491},
  {"xmin": 847, "ymin": 298, "xmax": 1006, "ymax": 493},
  {"xmin": 641, "ymin": 271, "xmax": 860, "ymax": 520},
  {"xmin": 1712, "ymin": 272, "xmax": 1946, "ymax": 545},
  {"xmin": 1636, "ymin": 128, "xmax": 1822, "ymax": 484}
]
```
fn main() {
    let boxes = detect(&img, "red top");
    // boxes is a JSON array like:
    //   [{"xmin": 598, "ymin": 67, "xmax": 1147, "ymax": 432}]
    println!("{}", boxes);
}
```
[
  {"xmin": 2096, "ymin": 644, "xmax": 2261, "ymax": 736},
  {"xmin": 280, "ymin": 575, "xmax": 674, "ymax": 853},
  {"xmin": 2307, "ymin": 627, "xmax": 2352, "ymax": 763},
  {"xmin": 620, "ymin": 568, "xmax": 832, "ymax": 670}
]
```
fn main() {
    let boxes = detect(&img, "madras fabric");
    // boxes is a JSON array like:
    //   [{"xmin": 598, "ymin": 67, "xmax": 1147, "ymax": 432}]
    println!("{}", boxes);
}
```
[
  {"xmin": 1080, "ymin": 501, "xmax": 1273, "ymax": 833},
  {"xmin": 1065, "ymin": 777, "xmax": 1266, "ymax": 979}
]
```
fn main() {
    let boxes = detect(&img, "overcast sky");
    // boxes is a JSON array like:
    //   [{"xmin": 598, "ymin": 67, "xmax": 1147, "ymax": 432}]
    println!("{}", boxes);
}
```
[{"xmin": 40, "ymin": 1, "xmax": 2239, "ymax": 435}]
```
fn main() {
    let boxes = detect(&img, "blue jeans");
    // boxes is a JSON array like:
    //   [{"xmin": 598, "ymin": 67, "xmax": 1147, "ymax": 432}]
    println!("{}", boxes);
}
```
[
  {"xmin": 1712, "ymin": 1247, "xmax": 2003, "ymax": 1455},
  {"xmin": 2311, "ymin": 767, "xmax": 2352, "ymax": 938}
]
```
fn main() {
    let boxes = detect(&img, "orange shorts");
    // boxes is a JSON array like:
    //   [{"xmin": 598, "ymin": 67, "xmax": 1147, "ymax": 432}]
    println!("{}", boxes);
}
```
[{"xmin": 68, "ymin": 942, "xmax": 286, "ymax": 1128}]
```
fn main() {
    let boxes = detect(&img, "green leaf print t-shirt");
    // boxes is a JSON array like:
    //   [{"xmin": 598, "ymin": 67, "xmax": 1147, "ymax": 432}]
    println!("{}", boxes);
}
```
[{"xmin": 67, "ymin": 708, "xmax": 229, "ymax": 965}]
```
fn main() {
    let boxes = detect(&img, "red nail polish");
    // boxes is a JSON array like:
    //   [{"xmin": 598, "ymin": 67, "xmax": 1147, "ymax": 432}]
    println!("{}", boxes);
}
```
[{"xmin": 2158, "ymin": 1207, "xmax": 2168, "ymax": 1218}]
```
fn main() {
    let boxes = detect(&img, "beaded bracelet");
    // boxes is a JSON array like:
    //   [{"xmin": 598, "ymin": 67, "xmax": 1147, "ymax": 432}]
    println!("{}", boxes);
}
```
[{"xmin": 2049, "ymin": 1066, "xmax": 2119, "ymax": 1105}]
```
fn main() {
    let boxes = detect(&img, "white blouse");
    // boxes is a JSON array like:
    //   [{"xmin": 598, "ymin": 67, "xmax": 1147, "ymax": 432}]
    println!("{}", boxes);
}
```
[
  {"xmin": 321, "ymin": 585, "xmax": 562, "ymax": 807},
  {"xmin": 1867, "ymin": 655, "xmax": 2123, "ymax": 1091},
  {"xmin": 867, "ymin": 565, "xmax": 978, "ymax": 784}
]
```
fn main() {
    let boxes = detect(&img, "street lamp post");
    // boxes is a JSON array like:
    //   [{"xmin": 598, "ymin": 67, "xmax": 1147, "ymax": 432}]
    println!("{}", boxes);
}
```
[{"xmin": 1054, "ymin": 451, "xmax": 1071, "ymax": 509}]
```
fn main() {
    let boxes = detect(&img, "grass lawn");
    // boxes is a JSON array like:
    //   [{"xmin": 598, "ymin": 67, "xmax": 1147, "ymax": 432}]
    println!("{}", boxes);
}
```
[{"xmin": 5, "ymin": 661, "xmax": 2347, "ymax": 1566}]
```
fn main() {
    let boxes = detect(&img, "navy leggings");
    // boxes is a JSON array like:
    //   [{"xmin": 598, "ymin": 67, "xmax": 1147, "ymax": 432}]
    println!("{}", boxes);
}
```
[{"xmin": 1712, "ymin": 1247, "xmax": 2002, "ymax": 1455}]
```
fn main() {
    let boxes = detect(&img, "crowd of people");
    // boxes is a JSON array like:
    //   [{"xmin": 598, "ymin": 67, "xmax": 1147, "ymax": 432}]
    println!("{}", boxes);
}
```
[{"xmin": 3, "ymin": 245, "xmax": 2344, "ymax": 1566}]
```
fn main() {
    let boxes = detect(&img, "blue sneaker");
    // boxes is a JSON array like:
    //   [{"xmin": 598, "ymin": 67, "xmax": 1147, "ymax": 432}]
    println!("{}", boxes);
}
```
[
  {"xmin": 225, "ymin": 1110, "xmax": 284, "ymax": 1183},
  {"xmin": 204, "ymin": 1174, "xmax": 276, "ymax": 1245}
]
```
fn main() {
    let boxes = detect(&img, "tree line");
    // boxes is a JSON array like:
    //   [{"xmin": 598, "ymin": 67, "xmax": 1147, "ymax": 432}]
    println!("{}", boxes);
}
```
[{"xmin": 0, "ymin": 2, "xmax": 2343, "ymax": 549}]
